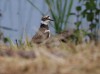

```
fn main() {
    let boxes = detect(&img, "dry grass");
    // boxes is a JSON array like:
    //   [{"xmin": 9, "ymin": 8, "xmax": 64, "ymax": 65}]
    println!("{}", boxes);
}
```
[{"xmin": 0, "ymin": 42, "xmax": 100, "ymax": 74}]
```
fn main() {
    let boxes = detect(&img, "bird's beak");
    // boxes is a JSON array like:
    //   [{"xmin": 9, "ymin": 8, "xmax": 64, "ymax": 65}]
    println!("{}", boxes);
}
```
[{"xmin": 49, "ymin": 19, "xmax": 54, "ymax": 21}]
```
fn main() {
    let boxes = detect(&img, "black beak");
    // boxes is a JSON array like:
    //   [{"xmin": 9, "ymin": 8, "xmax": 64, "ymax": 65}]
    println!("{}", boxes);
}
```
[{"xmin": 49, "ymin": 19, "xmax": 54, "ymax": 21}]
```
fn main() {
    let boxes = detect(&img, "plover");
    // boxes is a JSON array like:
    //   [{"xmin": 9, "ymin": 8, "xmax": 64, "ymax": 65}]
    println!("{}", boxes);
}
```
[{"xmin": 32, "ymin": 15, "xmax": 53, "ymax": 44}]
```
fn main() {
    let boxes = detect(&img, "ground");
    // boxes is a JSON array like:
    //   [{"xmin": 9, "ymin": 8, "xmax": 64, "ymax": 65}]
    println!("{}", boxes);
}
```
[{"xmin": 0, "ymin": 42, "xmax": 100, "ymax": 74}]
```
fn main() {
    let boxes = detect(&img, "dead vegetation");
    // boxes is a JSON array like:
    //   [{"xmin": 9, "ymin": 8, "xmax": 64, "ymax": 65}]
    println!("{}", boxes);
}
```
[{"xmin": 0, "ymin": 41, "xmax": 100, "ymax": 74}]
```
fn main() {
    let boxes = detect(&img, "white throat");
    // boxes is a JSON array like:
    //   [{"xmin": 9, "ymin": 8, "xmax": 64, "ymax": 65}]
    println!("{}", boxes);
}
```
[{"xmin": 41, "ymin": 21, "xmax": 49, "ymax": 25}]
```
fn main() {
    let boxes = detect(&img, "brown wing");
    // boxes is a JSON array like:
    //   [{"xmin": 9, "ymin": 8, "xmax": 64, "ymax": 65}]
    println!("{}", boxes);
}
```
[
  {"xmin": 32, "ymin": 28, "xmax": 49, "ymax": 44},
  {"xmin": 39, "ymin": 28, "xmax": 50, "ymax": 38},
  {"xmin": 32, "ymin": 31, "xmax": 43, "ymax": 44}
]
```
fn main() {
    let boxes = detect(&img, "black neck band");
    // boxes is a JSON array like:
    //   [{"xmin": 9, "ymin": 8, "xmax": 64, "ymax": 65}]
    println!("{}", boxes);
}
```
[{"xmin": 40, "ymin": 24, "xmax": 49, "ymax": 29}]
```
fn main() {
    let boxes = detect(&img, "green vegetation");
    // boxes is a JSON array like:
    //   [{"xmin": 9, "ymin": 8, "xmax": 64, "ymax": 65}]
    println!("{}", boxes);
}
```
[
  {"xmin": 45, "ymin": 0, "xmax": 74, "ymax": 33},
  {"xmin": 27, "ymin": 0, "xmax": 100, "ymax": 44},
  {"xmin": 70, "ymin": 0, "xmax": 100, "ymax": 43}
]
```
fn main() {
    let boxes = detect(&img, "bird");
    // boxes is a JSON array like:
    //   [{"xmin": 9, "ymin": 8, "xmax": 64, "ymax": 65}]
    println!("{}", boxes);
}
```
[{"xmin": 32, "ymin": 15, "xmax": 54, "ymax": 44}]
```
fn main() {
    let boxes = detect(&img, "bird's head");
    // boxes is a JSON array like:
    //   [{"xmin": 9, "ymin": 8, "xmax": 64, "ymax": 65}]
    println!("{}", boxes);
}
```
[{"xmin": 41, "ymin": 15, "xmax": 54, "ymax": 25}]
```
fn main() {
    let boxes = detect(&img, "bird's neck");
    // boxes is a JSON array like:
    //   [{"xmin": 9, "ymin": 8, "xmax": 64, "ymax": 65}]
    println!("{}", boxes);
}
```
[
  {"xmin": 40, "ymin": 23, "xmax": 49, "ymax": 30},
  {"xmin": 41, "ymin": 21, "xmax": 48, "ymax": 25}
]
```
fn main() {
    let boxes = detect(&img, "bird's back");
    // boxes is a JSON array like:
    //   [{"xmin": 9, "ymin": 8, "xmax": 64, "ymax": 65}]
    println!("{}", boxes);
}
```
[{"xmin": 32, "ymin": 28, "xmax": 50, "ymax": 44}]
